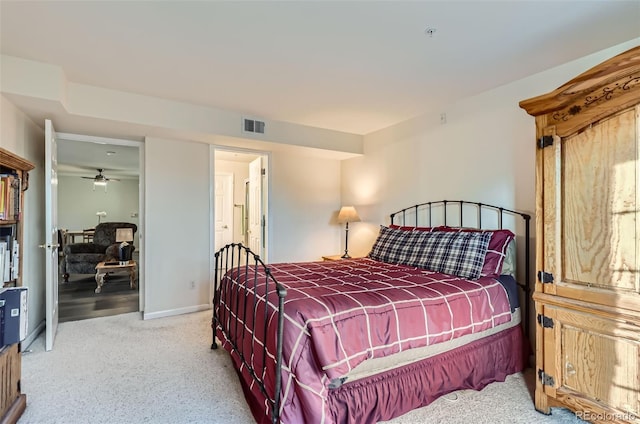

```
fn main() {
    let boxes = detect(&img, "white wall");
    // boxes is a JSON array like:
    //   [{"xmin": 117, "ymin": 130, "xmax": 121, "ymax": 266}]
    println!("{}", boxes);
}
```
[
  {"xmin": 268, "ymin": 151, "xmax": 342, "ymax": 263},
  {"xmin": 342, "ymin": 38, "xmax": 640, "ymax": 257},
  {"xmin": 144, "ymin": 138, "xmax": 342, "ymax": 317},
  {"xmin": 0, "ymin": 95, "xmax": 46, "ymax": 346},
  {"xmin": 144, "ymin": 137, "xmax": 211, "ymax": 318},
  {"xmin": 57, "ymin": 175, "xmax": 140, "ymax": 246},
  {"xmin": 340, "ymin": 39, "xmax": 640, "ymax": 345}
]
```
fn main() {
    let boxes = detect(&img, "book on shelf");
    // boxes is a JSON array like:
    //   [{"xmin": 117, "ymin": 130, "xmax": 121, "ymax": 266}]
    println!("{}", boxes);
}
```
[
  {"xmin": 0, "ymin": 229, "xmax": 18, "ymax": 284},
  {"xmin": 0, "ymin": 243, "xmax": 5, "ymax": 285},
  {"xmin": 0, "ymin": 179, "xmax": 5, "ymax": 220},
  {"xmin": 0, "ymin": 242, "xmax": 6, "ymax": 285},
  {"xmin": 12, "ymin": 177, "xmax": 20, "ymax": 220},
  {"xmin": 10, "ymin": 241, "xmax": 18, "ymax": 281},
  {"xmin": 0, "ymin": 174, "xmax": 20, "ymax": 221}
]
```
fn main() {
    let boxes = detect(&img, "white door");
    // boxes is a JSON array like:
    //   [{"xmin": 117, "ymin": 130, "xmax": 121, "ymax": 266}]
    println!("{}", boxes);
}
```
[
  {"xmin": 214, "ymin": 173, "xmax": 233, "ymax": 251},
  {"xmin": 248, "ymin": 157, "xmax": 263, "ymax": 257},
  {"xmin": 44, "ymin": 119, "xmax": 59, "ymax": 351}
]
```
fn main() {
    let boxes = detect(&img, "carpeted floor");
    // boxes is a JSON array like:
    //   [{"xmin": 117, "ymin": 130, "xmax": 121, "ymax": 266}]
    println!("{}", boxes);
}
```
[{"xmin": 20, "ymin": 310, "xmax": 586, "ymax": 424}]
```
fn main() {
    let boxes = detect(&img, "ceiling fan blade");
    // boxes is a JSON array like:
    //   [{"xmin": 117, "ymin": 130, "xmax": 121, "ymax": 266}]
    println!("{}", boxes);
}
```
[
  {"xmin": 81, "ymin": 176, "xmax": 95, "ymax": 179},
  {"xmin": 108, "ymin": 178, "xmax": 121, "ymax": 182}
]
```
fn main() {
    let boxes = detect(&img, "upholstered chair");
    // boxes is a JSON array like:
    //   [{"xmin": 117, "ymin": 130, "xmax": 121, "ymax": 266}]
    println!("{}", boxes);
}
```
[{"xmin": 59, "ymin": 222, "xmax": 137, "ymax": 282}]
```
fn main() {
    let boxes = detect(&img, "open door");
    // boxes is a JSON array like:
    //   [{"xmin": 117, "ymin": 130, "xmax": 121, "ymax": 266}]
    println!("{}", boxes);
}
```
[
  {"xmin": 248, "ymin": 157, "xmax": 264, "ymax": 258},
  {"xmin": 44, "ymin": 119, "xmax": 59, "ymax": 351},
  {"xmin": 214, "ymin": 173, "xmax": 233, "ymax": 251}
]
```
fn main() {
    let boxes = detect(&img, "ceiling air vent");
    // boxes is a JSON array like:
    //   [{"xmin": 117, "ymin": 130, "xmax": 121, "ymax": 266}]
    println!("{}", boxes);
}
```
[{"xmin": 243, "ymin": 118, "xmax": 265, "ymax": 134}]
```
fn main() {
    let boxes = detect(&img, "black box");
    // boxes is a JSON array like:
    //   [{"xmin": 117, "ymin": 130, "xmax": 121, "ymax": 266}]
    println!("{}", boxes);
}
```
[{"xmin": 0, "ymin": 287, "xmax": 27, "ymax": 346}]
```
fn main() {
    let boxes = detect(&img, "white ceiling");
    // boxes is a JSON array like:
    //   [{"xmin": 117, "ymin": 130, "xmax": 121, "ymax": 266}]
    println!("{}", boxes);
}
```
[
  {"xmin": 2, "ymin": 0, "xmax": 640, "ymax": 168},
  {"xmin": 56, "ymin": 138, "xmax": 140, "ymax": 178}
]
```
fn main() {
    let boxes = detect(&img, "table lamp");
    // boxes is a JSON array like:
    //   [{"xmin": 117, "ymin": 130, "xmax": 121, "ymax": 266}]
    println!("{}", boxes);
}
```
[
  {"xmin": 116, "ymin": 228, "xmax": 134, "ymax": 262},
  {"xmin": 337, "ymin": 206, "xmax": 361, "ymax": 259},
  {"xmin": 96, "ymin": 210, "xmax": 107, "ymax": 224}
]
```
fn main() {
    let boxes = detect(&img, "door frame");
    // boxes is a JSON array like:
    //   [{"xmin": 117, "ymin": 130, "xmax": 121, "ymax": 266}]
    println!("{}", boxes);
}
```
[
  {"xmin": 55, "ymin": 132, "xmax": 145, "ymax": 313},
  {"xmin": 209, "ymin": 145, "xmax": 271, "ymax": 306}
]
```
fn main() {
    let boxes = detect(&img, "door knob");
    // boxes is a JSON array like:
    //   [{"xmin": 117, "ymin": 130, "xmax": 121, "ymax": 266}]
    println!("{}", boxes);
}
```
[
  {"xmin": 222, "ymin": 225, "xmax": 229, "ymax": 229},
  {"xmin": 565, "ymin": 361, "xmax": 576, "ymax": 376},
  {"xmin": 38, "ymin": 243, "xmax": 60, "ymax": 249}
]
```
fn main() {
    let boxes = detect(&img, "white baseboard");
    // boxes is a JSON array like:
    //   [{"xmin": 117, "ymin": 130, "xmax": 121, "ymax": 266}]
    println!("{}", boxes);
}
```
[
  {"xmin": 142, "ymin": 304, "xmax": 211, "ymax": 320},
  {"xmin": 22, "ymin": 319, "xmax": 45, "ymax": 350}
]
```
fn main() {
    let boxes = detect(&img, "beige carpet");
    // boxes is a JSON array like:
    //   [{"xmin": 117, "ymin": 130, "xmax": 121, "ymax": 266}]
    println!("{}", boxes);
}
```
[{"xmin": 20, "ymin": 310, "xmax": 585, "ymax": 424}]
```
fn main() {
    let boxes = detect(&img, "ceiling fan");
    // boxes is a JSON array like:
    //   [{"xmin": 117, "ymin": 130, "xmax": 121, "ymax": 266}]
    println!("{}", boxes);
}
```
[{"xmin": 82, "ymin": 169, "xmax": 119, "ymax": 191}]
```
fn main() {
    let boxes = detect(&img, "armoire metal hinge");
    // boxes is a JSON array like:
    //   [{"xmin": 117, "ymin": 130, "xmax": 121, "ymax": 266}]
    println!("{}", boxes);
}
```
[
  {"xmin": 537, "ymin": 271, "xmax": 554, "ymax": 284},
  {"xmin": 537, "ymin": 314, "xmax": 554, "ymax": 328},
  {"xmin": 538, "ymin": 135, "xmax": 554, "ymax": 149},
  {"xmin": 538, "ymin": 369, "xmax": 555, "ymax": 387}
]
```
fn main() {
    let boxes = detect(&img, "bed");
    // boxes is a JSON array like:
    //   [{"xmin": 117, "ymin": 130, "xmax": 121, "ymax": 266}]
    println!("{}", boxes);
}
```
[{"xmin": 211, "ymin": 200, "xmax": 531, "ymax": 424}]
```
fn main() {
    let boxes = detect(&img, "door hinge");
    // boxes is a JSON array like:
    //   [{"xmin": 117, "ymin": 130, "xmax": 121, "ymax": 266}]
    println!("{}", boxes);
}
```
[
  {"xmin": 538, "ymin": 135, "xmax": 554, "ymax": 149},
  {"xmin": 538, "ymin": 369, "xmax": 555, "ymax": 387},
  {"xmin": 537, "ymin": 271, "xmax": 554, "ymax": 284},
  {"xmin": 261, "ymin": 168, "xmax": 266, "ymax": 176},
  {"xmin": 537, "ymin": 314, "xmax": 554, "ymax": 328}
]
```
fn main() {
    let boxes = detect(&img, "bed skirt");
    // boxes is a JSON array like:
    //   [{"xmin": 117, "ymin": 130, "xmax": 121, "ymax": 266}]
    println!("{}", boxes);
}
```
[
  {"xmin": 234, "ymin": 317, "xmax": 524, "ymax": 424},
  {"xmin": 326, "ymin": 324, "xmax": 524, "ymax": 424}
]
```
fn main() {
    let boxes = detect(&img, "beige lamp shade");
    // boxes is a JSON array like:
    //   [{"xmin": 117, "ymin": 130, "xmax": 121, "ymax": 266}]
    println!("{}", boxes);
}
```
[
  {"xmin": 337, "ymin": 206, "xmax": 361, "ymax": 223},
  {"xmin": 116, "ymin": 228, "xmax": 134, "ymax": 243}
]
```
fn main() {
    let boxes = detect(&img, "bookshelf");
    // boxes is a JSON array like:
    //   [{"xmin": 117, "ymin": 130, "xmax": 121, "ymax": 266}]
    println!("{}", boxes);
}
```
[{"xmin": 0, "ymin": 147, "xmax": 34, "ymax": 423}]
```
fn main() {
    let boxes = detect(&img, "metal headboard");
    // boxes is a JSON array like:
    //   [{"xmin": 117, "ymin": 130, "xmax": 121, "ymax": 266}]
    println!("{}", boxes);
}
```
[{"xmin": 390, "ymin": 200, "xmax": 532, "ymax": 338}]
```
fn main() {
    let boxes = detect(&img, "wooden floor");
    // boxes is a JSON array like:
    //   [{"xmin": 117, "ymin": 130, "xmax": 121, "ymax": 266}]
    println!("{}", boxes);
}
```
[{"xmin": 59, "ymin": 273, "xmax": 139, "ymax": 323}]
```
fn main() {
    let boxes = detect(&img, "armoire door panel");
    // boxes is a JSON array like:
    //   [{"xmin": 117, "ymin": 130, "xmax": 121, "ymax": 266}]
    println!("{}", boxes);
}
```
[
  {"xmin": 561, "ymin": 108, "xmax": 637, "ymax": 292},
  {"xmin": 549, "ymin": 307, "xmax": 640, "ymax": 417}
]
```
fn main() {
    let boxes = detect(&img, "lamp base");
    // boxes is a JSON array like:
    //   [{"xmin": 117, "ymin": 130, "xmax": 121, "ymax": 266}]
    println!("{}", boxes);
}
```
[
  {"xmin": 119, "ymin": 244, "xmax": 133, "ymax": 262},
  {"xmin": 342, "ymin": 222, "xmax": 352, "ymax": 259}
]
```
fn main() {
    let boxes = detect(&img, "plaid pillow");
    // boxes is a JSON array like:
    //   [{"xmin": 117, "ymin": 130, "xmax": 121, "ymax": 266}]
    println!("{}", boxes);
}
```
[
  {"xmin": 368, "ymin": 226, "xmax": 410, "ymax": 264},
  {"xmin": 435, "ymin": 227, "xmax": 515, "ymax": 278},
  {"xmin": 405, "ymin": 231, "xmax": 492, "ymax": 280}
]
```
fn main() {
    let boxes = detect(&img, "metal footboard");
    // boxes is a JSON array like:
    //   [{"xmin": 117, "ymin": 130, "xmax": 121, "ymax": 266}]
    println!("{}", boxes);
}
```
[{"xmin": 211, "ymin": 243, "xmax": 286, "ymax": 424}]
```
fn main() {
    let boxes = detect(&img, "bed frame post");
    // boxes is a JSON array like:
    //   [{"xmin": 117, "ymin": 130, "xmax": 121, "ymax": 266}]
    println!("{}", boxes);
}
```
[
  {"xmin": 211, "ymin": 249, "xmax": 221, "ymax": 350},
  {"xmin": 272, "ymin": 285, "xmax": 287, "ymax": 424}
]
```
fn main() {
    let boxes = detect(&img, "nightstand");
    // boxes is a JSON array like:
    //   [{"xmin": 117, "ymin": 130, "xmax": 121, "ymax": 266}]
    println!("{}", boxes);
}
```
[
  {"xmin": 322, "ymin": 254, "xmax": 344, "ymax": 261},
  {"xmin": 322, "ymin": 254, "xmax": 363, "ymax": 261}
]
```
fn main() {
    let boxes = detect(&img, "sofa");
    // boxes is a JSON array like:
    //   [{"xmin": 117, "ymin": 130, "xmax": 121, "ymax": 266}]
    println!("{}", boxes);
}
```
[{"xmin": 60, "ymin": 222, "xmax": 137, "ymax": 282}]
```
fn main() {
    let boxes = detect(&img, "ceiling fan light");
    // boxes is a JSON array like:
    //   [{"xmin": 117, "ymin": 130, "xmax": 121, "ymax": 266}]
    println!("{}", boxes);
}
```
[{"xmin": 93, "ymin": 179, "xmax": 108, "ymax": 192}]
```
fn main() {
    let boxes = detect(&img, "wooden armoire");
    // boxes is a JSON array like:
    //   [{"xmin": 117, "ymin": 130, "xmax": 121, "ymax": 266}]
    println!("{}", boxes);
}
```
[{"xmin": 520, "ymin": 46, "xmax": 640, "ymax": 423}]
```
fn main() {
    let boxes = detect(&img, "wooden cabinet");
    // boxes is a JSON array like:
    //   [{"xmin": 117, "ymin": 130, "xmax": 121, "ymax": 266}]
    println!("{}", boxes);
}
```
[
  {"xmin": 520, "ymin": 46, "xmax": 640, "ymax": 423},
  {"xmin": 0, "ymin": 147, "xmax": 33, "ymax": 423}
]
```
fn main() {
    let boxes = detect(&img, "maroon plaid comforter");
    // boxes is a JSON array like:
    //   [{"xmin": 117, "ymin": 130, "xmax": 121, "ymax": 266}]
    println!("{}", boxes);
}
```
[{"xmin": 215, "ymin": 258, "xmax": 512, "ymax": 423}]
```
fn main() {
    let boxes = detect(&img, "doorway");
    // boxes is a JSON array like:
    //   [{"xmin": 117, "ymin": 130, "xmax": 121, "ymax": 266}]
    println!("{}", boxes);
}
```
[
  {"xmin": 55, "ymin": 133, "xmax": 143, "ymax": 322},
  {"xmin": 212, "ymin": 147, "xmax": 269, "ymax": 260}
]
